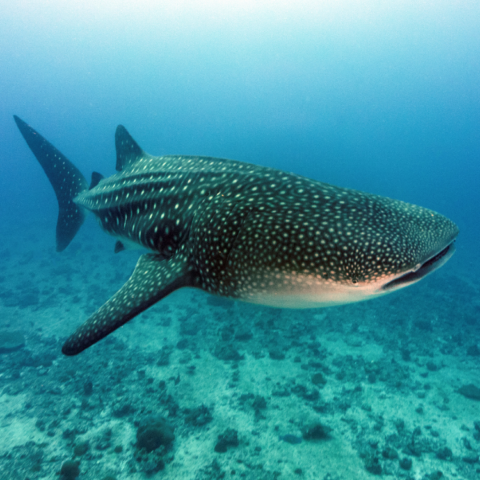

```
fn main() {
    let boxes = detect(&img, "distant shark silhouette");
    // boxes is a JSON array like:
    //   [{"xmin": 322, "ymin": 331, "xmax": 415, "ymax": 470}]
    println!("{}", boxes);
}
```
[{"xmin": 14, "ymin": 116, "xmax": 459, "ymax": 355}]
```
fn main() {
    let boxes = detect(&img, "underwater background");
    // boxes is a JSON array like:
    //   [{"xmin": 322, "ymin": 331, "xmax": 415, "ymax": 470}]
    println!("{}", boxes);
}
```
[{"xmin": 0, "ymin": 1, "xmax": 479, "ymax": 479}]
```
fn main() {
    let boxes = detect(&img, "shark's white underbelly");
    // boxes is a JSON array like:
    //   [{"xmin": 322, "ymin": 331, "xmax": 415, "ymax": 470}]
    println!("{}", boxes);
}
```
[{"xmin": 241, "ymin": 275, "xmax": 384, "ymax": 309}]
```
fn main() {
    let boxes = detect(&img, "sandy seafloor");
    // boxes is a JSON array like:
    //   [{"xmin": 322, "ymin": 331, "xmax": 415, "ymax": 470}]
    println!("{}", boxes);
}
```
[{"xmin": 0, "ymin": 218, "xmax": 478, "ymax": 480}]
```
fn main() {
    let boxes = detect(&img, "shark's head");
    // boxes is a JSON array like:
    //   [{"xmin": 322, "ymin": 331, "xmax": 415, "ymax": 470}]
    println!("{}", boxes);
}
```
[
  {"xmin": 346, "ymin": 196, "xmax": 458, "ymax": 295},
  {"xmin": 225, "ymin": 183, "xmax": 459, "ymax": 308}
]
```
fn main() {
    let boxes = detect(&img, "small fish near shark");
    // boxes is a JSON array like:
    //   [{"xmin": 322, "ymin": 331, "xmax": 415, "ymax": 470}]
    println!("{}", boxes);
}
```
[{"xmin": 13, "ymin": 116, "xmax": 459, "ymax": 356}]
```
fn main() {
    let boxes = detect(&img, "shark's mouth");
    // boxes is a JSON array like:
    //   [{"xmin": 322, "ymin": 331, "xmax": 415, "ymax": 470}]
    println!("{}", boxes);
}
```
[{"xmin": 382, "ymin": 241, "xmax": 456, "ymax": 291}]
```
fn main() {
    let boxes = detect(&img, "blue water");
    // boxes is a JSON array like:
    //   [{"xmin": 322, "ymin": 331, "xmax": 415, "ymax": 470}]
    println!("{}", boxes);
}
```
[
  {"xmin": 2, "ymin": 1, "xmax": 479, "ymax": 252},
  {"xmin": 0, "ymin": 1, "xmax": 479, "ymax": 479}
]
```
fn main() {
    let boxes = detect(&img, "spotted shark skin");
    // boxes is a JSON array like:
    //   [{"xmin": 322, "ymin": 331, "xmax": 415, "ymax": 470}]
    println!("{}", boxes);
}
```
[{"xmin": 14, "ymin": 116, "xmax": 459, "ymax": 355}]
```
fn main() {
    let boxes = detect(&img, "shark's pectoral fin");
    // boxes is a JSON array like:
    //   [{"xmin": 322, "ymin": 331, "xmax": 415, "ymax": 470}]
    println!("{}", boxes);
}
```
[{"xmin": 62, "ymin": 253, "xmax": 192, "ymax": 356}]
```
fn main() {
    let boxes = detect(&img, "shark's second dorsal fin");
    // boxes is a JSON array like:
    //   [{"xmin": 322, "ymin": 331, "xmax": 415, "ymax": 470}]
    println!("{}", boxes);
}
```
[
  {"xmin": 89, "ymin": 171, "xmax": 104, "ymax": 190},
  {"xmin": 115, "ymin": 125, "xmax": 145, "ymax": 172}
]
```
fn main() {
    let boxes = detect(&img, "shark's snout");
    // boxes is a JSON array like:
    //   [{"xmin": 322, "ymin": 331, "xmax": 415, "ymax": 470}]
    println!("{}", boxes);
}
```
[
  {"xmin": 381, "ymin": 215, "xmax": 459, "ymax": 292},
  {"xmin": 382, "ymin": 239, "xmax": 456, "ymax": 291}
]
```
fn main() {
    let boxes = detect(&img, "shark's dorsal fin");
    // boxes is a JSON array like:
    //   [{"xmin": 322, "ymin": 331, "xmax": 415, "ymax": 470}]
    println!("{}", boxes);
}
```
[
  {"xmin": 115, "ymin": 125, "xmax": 145, "ymax": 172},
  {"xmin": 89, "ymin": 171, "xmax": 104, "ymax": 190},
  {"xmin": 62, "ymin": 253, "xmax": 192, "ymax": 355}
]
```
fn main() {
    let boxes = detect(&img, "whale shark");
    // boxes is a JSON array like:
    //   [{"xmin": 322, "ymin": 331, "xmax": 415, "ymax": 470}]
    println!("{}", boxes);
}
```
[{"xmin": 14, "ymin": 116, "xmax": 459, "ymax": 355}]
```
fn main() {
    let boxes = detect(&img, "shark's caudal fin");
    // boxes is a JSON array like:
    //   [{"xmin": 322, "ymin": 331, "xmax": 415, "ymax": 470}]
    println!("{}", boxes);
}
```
[
  {"xmin": 14, "ymin": 116, "xmax": 88, "ymax": 251},
  {"xmin": 62, "ymin": 253, "xmax": 192, "ymax": 355}
]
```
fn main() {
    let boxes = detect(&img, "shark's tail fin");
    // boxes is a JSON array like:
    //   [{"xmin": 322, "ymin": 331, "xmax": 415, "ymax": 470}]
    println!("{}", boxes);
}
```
[{"xmin": 14, "ymin": 116, "xmax": 88, "ymax": 251}]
